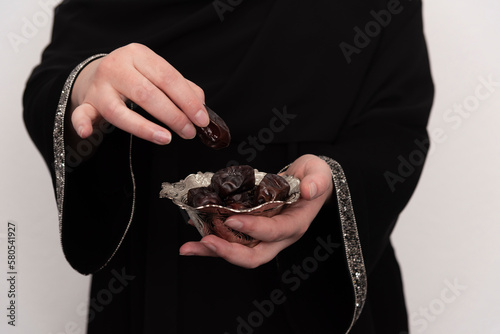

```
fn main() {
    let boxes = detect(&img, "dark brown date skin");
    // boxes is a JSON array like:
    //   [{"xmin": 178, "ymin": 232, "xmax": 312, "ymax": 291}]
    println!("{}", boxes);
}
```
[
  {"xmin": 224, "ymin": 190, "xmax": 254, "ymax": 209},
  {"xmin": 187, "ymin": 187, "xmax": 223, "ymax": 207},
  {"xmin": 226, "ymin": 201, "xmax": 254, "ymax": 210},
  {"xmin": 255, "ymin": 173, "xmax": 290, "ymax": 205},
  {"xmin": 211, "ymin": 165, "xmax": 255, "ymax": 198},
  {"xmin": 195, "ymin": 105, "xmax": 231, "ymax": 150}
]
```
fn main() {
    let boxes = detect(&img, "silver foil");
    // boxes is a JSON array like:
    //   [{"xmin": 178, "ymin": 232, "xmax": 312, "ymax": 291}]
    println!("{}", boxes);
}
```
[{"xmin": 160, "ymin": 171, "xmax": 300, "ymax": 247}]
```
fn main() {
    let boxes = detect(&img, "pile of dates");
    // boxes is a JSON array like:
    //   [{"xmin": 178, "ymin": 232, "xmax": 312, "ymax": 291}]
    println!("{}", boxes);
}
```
[{"xmin": 187, "ymin": 165, "xmax": 290, "ymax": 209}]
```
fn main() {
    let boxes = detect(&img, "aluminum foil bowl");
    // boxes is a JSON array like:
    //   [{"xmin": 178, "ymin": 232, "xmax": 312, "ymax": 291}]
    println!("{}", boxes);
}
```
[{"xmin": 160, "ymin": 170, "xmax": 301, "ymax": 247}]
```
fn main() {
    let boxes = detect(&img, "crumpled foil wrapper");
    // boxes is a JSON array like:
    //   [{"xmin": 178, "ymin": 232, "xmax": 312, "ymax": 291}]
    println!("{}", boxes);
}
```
[{"xmin": 160, "ymin": 170, "xmax": 301, "ymax": 247}]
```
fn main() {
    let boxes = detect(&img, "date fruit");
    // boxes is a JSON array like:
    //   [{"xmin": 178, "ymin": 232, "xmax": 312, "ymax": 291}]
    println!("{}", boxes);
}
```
[
  {"xmin": 196, "ymin": 105, "xmax": 231, "ymax": 149},
  {"xmin": 225, "ymin": 190, "xmax": 255, "ymax": 210},
  {"xmin": 255, "ymin": 173, "xmax": 290, "ymax": 205},
  {"xmin": 210, "ymin": 165, "xmax": 255, "ymax": 198},
  {"xmin": 185, "ymin": 166, "xmax": 292, "ymax": 211},
  {"xmin": 187, "ymin": 187, "xmax": 223, "ymax": 207}
]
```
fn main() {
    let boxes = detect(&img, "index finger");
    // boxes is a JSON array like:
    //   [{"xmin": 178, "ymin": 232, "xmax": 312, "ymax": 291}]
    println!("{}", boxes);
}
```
[{"xmin": 131, "ymin": 45, "xmax": 210, "ymax": 128}]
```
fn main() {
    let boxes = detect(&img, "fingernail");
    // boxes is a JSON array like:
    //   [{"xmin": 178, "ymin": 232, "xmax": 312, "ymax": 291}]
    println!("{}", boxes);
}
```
[
  {"xmin": 179, "ymin": 251, "xmax": 194, "ymax": 256},
  {"xmin": 153, "ymin": 131, "xmax": 171, "ymax": 145},
  {"xmin": 180, "ymin": 123, "xmax": 196, "ymax": 139},
  {"xmin": 225, "ymin": 219, "xmax": 243, "ymax": 230},
  {"xmin": 77, "ymin": 126, "xmax": 84, "ymax": 138},
  {"xmin": 309, "ymin": 182, "xmax": 318, "ymax": 199},
  {"xmin": 195, "ymin": 109, "xmax": 209, "ymax": 127},
  {"xmin": 201, "ymin": 241, "xmax": 217, "ymax": 252}
]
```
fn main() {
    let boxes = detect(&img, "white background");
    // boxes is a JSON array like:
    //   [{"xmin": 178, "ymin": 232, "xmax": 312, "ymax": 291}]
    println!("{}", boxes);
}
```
[{"xmin": 0, "ymin": 0, "xmax": 498, "ymax": 333}]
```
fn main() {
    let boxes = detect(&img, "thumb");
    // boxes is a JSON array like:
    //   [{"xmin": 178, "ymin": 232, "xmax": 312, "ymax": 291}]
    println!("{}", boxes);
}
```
[
  {"xmin": 298, "ymin": 158, "xmax": 333, "ymax": 201},
  {"xmin": 71, "ymin": 102, "xmax": 101, "ymax": 138}
]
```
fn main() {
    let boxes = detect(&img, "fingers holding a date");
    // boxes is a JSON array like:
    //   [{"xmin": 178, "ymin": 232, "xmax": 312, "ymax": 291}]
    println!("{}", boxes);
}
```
[{"xmin": 70, "ymin": 43, "xmax": 212, "ymax": 145}]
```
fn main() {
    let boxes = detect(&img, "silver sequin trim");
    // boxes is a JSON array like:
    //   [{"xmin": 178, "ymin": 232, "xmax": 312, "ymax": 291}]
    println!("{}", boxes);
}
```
[
  {"xmin": 54, "ymin": 53, "xmax": 137, "ymax": 273},
  {"xmin": 280, "ymin": 156, "xmax": 368, "ymax": 332},
  {"xmin": 317, "ymin": 155, "xmax": 367, "ymax": 333}
]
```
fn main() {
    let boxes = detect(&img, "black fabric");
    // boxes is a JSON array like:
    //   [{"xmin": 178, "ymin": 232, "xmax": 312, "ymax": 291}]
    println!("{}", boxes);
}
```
[{"xmin": 23, "ymin": 0, "xmax": 434, "ymax": 333}]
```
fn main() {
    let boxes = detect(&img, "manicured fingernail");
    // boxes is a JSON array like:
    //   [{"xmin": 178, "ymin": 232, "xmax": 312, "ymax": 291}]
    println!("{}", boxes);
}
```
[
  {"xmin": 309, "ymin": 182, "xmax": 318, "ymax": 199},
  {"xmin": 153, "ymin": 131, "xmax": 171, "ymax": 145},
  {"xmin": 179, "ymin": 250, "xmax": 194, "ymax": 256},
  {"xmin": 180, "ymin": 123, "xmax": 196, "ymax": 139},
  {"xmin": 201, "ymin": 241, "xmax": 217, "ymax": 252},
  {"xmin": 225, "ymin": 219, "xmax": 243, "ymax": 230},
  {"xmin": 195, "ymin": 109, "xmax": 209, "ymax": 127}
]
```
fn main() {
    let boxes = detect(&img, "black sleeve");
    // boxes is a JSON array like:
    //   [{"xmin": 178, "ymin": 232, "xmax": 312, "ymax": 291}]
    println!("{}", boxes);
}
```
[
  {"xmin": 275, "ymin": 2, "xmax": 433, "ymax": 331},
  {"xmin": 308, "ymin": 0, "xmax": 434, "ymax": 273},
  {"xmin": 23, "ymin": 4, "xmax": 133, "ymax": 275}
]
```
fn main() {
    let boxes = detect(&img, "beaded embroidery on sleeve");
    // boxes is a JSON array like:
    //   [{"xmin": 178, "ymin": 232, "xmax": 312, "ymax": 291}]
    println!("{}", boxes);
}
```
[{"xmin": 281, "ymin": 156, "xmax": 367, "ymax": 333}]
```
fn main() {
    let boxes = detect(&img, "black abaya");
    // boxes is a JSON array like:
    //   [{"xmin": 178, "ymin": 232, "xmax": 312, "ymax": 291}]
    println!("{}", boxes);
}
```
[{"xmin": 23, "ymin": 0, "xmax": 434, "ymax": 333}]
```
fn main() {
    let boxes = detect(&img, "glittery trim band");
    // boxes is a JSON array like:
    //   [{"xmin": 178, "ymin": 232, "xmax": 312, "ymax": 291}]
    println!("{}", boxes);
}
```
[
  {"xmin": 280, "ymin": 156, "xmax": 367, "ymax": 332},
  {"xmin": 53, "ymin": 53, "xmax": 137, "ymax": 273},
  {"xmin": 317, "ymin": 155, "xmax": 367, "ymax": 333}
]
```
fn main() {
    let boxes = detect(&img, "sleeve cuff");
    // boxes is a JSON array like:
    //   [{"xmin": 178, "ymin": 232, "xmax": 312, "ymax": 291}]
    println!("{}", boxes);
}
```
[{"xmin": 53, "ymin": 53, "xmax": 138, "ymax": 275}]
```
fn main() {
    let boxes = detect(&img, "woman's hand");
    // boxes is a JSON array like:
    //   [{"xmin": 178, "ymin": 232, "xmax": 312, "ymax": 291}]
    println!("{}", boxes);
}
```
[
  {"xmin": 179, "ymin": 154, "xmax": 334, "ymax": 268},
  {"xmin": 70, "ymin": 43, "xmax": 209, "ymax": 145}
]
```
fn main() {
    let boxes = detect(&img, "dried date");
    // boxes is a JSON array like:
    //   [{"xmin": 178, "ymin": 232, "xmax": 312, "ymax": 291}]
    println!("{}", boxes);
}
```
[
  {"xmin": 210, "ymin": 165, "xmax": 255, "ymax": 198},
  {"xmin": 225, "ymin": 190, "xmax": 255, "ymax": 209},
  {"xmin": 186, "ymin": 167, "xmax": 292, "ymax": 210},
  {"xmin": 255, "ymin": 173, "xmax": 290, "ymax": 205},
  {"xmin": 187, "ymin": 187, "xmax": 223, "ymax": 207},
  {"xmin": 195, "ymin": 105, "xmax": 231, "ymax": 150}
]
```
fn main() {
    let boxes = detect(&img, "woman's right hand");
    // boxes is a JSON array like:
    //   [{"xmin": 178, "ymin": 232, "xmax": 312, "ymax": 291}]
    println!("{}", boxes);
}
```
[{"xmin": 70, "ymin": 43, "xmax": 209, "ymax": 145}]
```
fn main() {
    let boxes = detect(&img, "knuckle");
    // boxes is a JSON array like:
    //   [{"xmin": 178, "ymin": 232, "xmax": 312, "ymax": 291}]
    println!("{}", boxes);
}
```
[
  {"xmin": 125, "ymin": 42, "xmax": 144, "ymax": 53},
  {"xmin": 131, "ymin": 80, "xmax": 154, "ymax": 104},
  {"xmin": 94, "ymin": 56, "xmax": 116, "ymax": 80},
  {"xmin": 153, "ymin": 66, "xmax": 170, "ymax": 80},
  {"xmin": 168, "ymin": 111, "xmax": 187, "ymax": 130},
  {"xmin": 184, "ymin": 96, "xmax": 198, "ymax": 110},
  {"xmin": 134, "ymin": 121, "xmax": 150, "ymax": 137},
  {"xmin": 269, "ymin": 225, "xmax": 286, "ymax": 241},
  {"xmin": 304, "ymin": 153, "xmax": 316, "ymax": 160},
  {"xmin": 159, "ymin": 67, "xmax": 180, "ymax": 87},
  {"xmin": 193, "ymin": 85, "xmax": 205, "ymax": 101},
  {"xmin": 174, "ymin": 95, "xmax": 203, "ymax": 119},
  {"xmin": 102, "ymin": 100, "xmax": 122, "ymax": 120}
]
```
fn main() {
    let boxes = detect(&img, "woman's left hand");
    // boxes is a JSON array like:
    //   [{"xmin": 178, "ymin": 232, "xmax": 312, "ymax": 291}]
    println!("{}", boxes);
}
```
[{"xmin": 179, "ymin": 154, "xmax": 334, "ymax": 268}]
